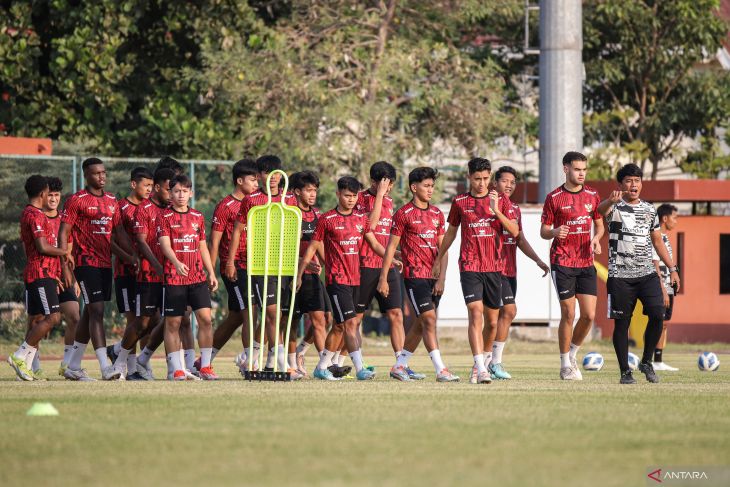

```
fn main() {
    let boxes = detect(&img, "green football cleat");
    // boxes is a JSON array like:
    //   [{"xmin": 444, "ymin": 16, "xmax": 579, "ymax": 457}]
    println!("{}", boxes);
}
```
[
  {"xmin": 32, "ymin": 368, "xmax": 47, "ymax": 381},
  {"xmin": 7, "ymin": 355, "xmax": 34, "ymax": 381},
  {"xmin": 488, "ymin": 362, "xmax": 512, "ymax": 380}
]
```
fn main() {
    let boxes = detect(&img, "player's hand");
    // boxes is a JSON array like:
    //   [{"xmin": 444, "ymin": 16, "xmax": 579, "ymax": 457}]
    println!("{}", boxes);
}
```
[
  {"xmin": 662, "ymin": 289, "xmax": 670, "ymax": 308},
  {"xmin": 554, "ymin": 225, "xmax": 570, "ymax": 240},
  {"xmin": 670, "ymin": 271, "xmax": 680, "ymax": 292},
  {"xmin": 609, "ymin": 190, "xmax": 626, "ymax": 203},
  {"xmin": 63, "ymin": 273, "xmax": 74, "ymax": 290},
  {"xmin": 431, "ymin": 261, "xmax": 441, "ymax": 279},
  {"xmin": 174, "ymin": 261, "xmax": 189, "ymax": 277},
  {"xmin": 63, "ymin": 254, "xmax": 75, "ymax": 271},
  {"xmin": 393, "ymin": 259, "xmax": 404, "ymax": 273},
  {"xmin": 153, "ymin": 262, "xmax": 164, "ymax": 277},
  {"xmin": 591, "ymin": 237, "xmax": 602, "ymax": 255},
  {"xmin": 434, "ymin": 279, "xmax": 445, "ymax": 296},
  {"xmin": 377, "ymin": 278, "xmax": 389, "ymax": 298},
  {"xmin": 489, "ymin": 190, "xmax": 499, "ymax": 212},
  {"xmin": 208, "ymin": 275, "xmax": 218, "ymax": 293},
  {"xmin": 536, "ymin": 260, "xmax": 549, "ymax": 277},
  {"xmin": 306, "ymin": 261, "xmax": 321, "ymax": 274},
  {"xmin": 376, "ymin": 177, "xmax": 390, "ymax": 196},
  {"xmin": 224, "ymin": 262, "xmax": 237, "ymax": 281},
  {"xmin": 296, "ymin": 275, "xmax": 303, "ymax": 292},
  {"xmin": 74, "ymin": 282, "xmax": 81, "ymax": 298},
  {"xmin": 122, "ymin": 252, "xmax": 137, "ymax": 266},
  {"xmin": 55, "ymin": 277, "xmax": 65, "ymax": 293}
]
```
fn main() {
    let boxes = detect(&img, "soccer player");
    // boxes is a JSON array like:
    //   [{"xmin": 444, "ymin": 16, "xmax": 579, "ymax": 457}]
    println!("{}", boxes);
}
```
[
  {"xmin": 7, "ymin": 176, "xmax": 68, "ymax": 381},
  {"xmin": 297, "ymin": 176, "xmax": 389, "ymax": 381},
  {"xmin": 59, "ymin": 158, "xmax": 133, "ymax": 381},
  {"xmin": 377, "ymin": 167, "xmax": 459, "ymax": 382},
  {"xmin": 597, "ymin": 163, "xmax": 679, "ymax": 384},
  {"xmin": 540, "ymin": 151, "xmax": 604, "ymax": 380},
  {"xmin": 484, "ymin": 166, "xmax": 550, "ymax": 380},
  {"xmin": 433, "ymin": 158, "xmax": 519, "ymax": 384},
  {"xmin": 651, "ymin": 203, "xmax": 679, "ymax": 371},
  {"xmin": 205, "ymin": 159, "xmax": 259, "ymax": 371},
  {"xmin": 355, "ymin": 161, "xmax": 425, "ymax": 381},
  {"xmin": 158, "ymin": 174, "xmax": 219, "ymax": 380}
]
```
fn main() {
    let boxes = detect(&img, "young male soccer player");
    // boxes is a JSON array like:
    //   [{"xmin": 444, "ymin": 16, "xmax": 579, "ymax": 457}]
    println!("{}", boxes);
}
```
[
  {"xmin": 377, "ymin": 167, "xmax": 459, "ymax": 382},
  {"xmin": 433, "ymin": 158, "xmax": 519, "ymax": 384},
  {"xmin": 484, "ymin": 166, "xmax": 550, "ymax": 380},
  {"xmin": 540, "ymin": 151, "xmax": 604, "ymax": 380},
  {"xmin": 298, "ymin": 176, "xmax": 392, "ymax": 381},
  {"xmin": 7, "ymin": 176, "xmax": 68, "ymax": 381},
  {"xmin": 59, "ymin": 158, "xmax": 133, "ymax": 381},
  {"xmin": 598, "ymin": 164, "xmax": 680, "ymax": 384},
  {"xmin": 158, "ymin": 174, "xmax": 219, "ymax": 380},
  {"xmin": 651, "ymin": 203, "xmax": 680, "ymax": 371},
  {"xmin": 355, "ymin": 161, "xmax": 425, "ymax": 381}
]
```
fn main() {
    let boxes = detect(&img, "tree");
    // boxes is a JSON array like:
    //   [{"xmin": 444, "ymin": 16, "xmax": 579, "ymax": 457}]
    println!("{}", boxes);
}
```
[{"xmin": 583, "ymin": 0, "xmax": 730, "ymax": 179}]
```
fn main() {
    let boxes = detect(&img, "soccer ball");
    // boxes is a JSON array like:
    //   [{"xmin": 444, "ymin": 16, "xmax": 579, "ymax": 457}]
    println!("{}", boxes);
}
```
[
  {"xmin": 627, "ymin": 352, "xmax": 640, "ymax": 371},
  {"xmin": 582, "ymin": 352, "xmax": 604, "ymax": 371},
  {"xmin": 698, "ymin": 352, "xmax": 720, "ymax": 372}
]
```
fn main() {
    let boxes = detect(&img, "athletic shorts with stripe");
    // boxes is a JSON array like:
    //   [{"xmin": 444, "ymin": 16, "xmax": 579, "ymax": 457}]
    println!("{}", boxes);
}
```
[
  {"xmin": 25, "ymin": 278, "xmax": 61, "ymax": 316},
  {"xmin": 223, "ymin": 268, "xmax": 252, "ymax": 312},
  {"xmin": 252, "ymin": 275, "xmax": 293, "ymax": 314},
  {"xmin": 550, "ymin": 264, "xmax": 597, "ymax": 300},
  {"xmin": 460, "ymin": 271, "xmax": 502, "ymax": 309},
  {"xmin": 74, "ymin": 266, "xmax": 113, "ymax": 305},
  {"xmin": 607, "ymin": 273, "xmax": 664, "ymax": 320},
  {"xmin": 404, "ymin": 278, "xmax": 441, "ymax": 316},
  {"xmin": 162, "ymin": 282, "xmax": 212, "ymax": 317},
  {"xmin": 356, "ymin": 267, "xmax": 403, "ymax": 314},
  {"xmin": 326, "ymin": 283, "xmax": 360, "ymax": 324},
  {"xmin": 58, "ymin": 287, "xmax": 78, "ymax": 304},
  {"xmin": 500, "ymin": 275, "xmax": 517, "ymax": 306},
  {"xmin": 136, "ymin": 282, "xmax": 163, "ymax": 317},
  {"xmin": 293, "ymin": 273, "xmax": 327, "ymax": 320},
  {"xmin": 115, "ymin": 276, "xmax": 136, "ymax": 314}
]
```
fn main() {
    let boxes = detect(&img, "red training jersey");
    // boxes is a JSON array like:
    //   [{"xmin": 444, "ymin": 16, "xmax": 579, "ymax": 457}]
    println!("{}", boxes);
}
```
[
  {"xmin": 114, "ymin": 197, "xmax": 141, "ymax": 278},
  {"xmin": 133, "ymin": 198, "xmax": 167, "ymax": 283},
  {"xmin": 312, "ymin": 209, "xmax": 371, "ymax": 286},
  {"xmin": 447, "ymin": 192, "xmax": 515, "ymax": 273},
  {"xmin": 20, "ymin": 205, "xmax": 61, "ymax": 283},
  {"xmin": 501, "ymin": 200, "xmax": 522, "ymax": 278},
  {"xmin": 541, "ymin": 185, "xmax": 602, "ymax": 268},
  {"xmin": 391, "ymin": 202, "xmax": 445, "ymax": 279},
  {"xmin": 300, "ymin": 206, "xmax": 322, "ymax": 275},
  {"xmin": 61, "ymin": 189, "xmax": 120, "ymax": 268},
  {"xmin": 211, "ymin": 194, "xmax": 244, "ymax": 274},
  {"xmin": 235, "ymin": 190, "xmax": 297, "ymax": 269},
  {"xmin": 158, "ymin": 207, "xmax": 207, "ymax": 286},
  {"xmin": 355, "ymin": 190, "xmax": 393, "ymax": 269}
]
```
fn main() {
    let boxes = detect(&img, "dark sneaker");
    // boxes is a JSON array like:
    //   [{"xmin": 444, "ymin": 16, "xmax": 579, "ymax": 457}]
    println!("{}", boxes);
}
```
[
  {"xmin": 106, "ymin": 344, "xmax": 119, "ymax": 365},
  {"xmin": 126, "ymin": 371, "xmax": 147, "ymax": 381},
  {"xmin": 620, "ymin": 370, "xmax": 636, "ymax": 384},
  {"xmin": 328, "ymin": 365, "xmax": 352, "ymax": 378},
  {"xmin": 638, "ymin": 362, "xmax": 659, "ymax": 383}
]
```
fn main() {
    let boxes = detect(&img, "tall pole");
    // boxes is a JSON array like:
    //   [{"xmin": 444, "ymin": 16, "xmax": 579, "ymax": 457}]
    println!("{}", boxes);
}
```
[{"xmin": 539, "ymin": 0, "xmax": 583, "ymax": 201}]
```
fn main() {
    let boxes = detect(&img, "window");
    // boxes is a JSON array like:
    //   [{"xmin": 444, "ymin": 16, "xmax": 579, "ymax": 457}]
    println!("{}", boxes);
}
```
[{"xmin": 721, "ymin": 234, "xmax": 730, "ymax": 294}]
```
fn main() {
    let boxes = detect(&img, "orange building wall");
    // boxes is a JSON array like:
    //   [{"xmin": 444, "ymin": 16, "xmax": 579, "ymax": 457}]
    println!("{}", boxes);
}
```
[{"xmin": 0, "ymin": 136, "xmax": 52, "ymax": 155}]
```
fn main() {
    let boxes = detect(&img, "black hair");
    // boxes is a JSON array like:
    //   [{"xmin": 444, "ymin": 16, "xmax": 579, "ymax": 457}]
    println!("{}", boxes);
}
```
[
  {"xmin": 47, "ymin": 176, "xmax": 63, "ymax": 193},
  {"xmin": 408, "ymin": 167, "xmax": 439, "ymax": 186},
  {"xmin": 154, "ymin": 156, "xmax": 183, "ymax": 175},
  {"xmin": 169, "ymin": 174, "xmax": 192, "ymax": 190},
  {"xmin": 657, "ymin": 203, "xmax": 678, "ymax": 221},
  {"xmin": 467, "ymin": 157, "xmax": 491, "ymax": 175},
  {"xmin": 255, "ymin": 155, "xmax": 282, "ymax": 173},
  {"xmin": 616, "ymin": 163, "xmax": 643, "ymax": 183},
  {"xmin": 495, "ymin": 166, "xmax": 518, "ymax": 182},
  {"xmin": 562, "ymin": 151, "xmax": 587, "ymax": 166},
  {"xmin": 154, "ymin": 168, "xmax": 176, "ymax": 187},
  {"xmin": 25, "ymin": 175, "xmax": 48, "ymax": 198},
  {"xmin": 337, "ymin": 176, "xmax": 362, "ymax": 193},
  {"xmin": 291, "ymin": 170, "xmax": 320, "ymax": 191},
  {"xmin": 131, "ymin": 166, "xmax": 154, "ymax": 183},
  {"xmin": 82, "ymin": 157, "xmax": 103, "ymax": 172},
  {"xmin": 232, "ymin": 158, "xmax": 258, "ymax": 186},
  {"xmin": 370, "ymin": 161, "xmax": 396, "ymax": 182}
]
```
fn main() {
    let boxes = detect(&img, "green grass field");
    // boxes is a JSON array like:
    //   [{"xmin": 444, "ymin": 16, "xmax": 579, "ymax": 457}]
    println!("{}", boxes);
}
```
[{"xmin": 1, "ymin": 338, "xmax": 728, "ymax": 487}]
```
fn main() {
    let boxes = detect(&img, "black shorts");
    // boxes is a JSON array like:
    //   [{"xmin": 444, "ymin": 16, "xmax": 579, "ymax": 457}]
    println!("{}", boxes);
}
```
[
  {"xmin": 643, "ymin": 292, "xmax": 674, "ymax": 321},
  {"xmin": 607, "ymin": 274, "xmax": 664, "ymax": 320},
  {"xmin": 74, "ymin": 266, "xmax": 113, "ymax": 305},
  {"xmin": 501, "ymin": 275, "xmax": 517, "ymax": 306},
  {"xmin": 136, "ymin": 281, "xmax": 163, "ymax": 317},
  {"xmin": 404, "ymin": 278, "xmax": 441, "ymax": 316},
  {"xmin": 115, "ymin": 276, "xmax": 137, "ymax": 314},
  {"xmin": 25, "ymin": 278, "xmax": 61, "ymax": 316},
  {"xmin": 223, "ymin": 269, "xmax": 251, "ymax": 312},
  {"xmin": 356, "ymin": 267, "xmax": 403, "ymax": 313},
  {"xmin": 327, "ymin": 283, "xmax": 359, "ymax": 324},
  {"xmin": 58, "ymin": 287, "xmax": 78, "ymax": 304},
  {"xmin": 294, "ymin": 274, "xmax": 327, "ymax": 320},
  {"xmin": 460, "ymin": 271, "xmax": 502, "ymax": 309},
  {"xmin": 551, "ymin": 264, "xmax": 597, "ymax": 300},
  {"xmin": 162, "ymin": 282, "xmax": 211, "ymax": 317},
  {"xmin": 252, "ymin": 275, "xmax": 293, "ymax": 313}
]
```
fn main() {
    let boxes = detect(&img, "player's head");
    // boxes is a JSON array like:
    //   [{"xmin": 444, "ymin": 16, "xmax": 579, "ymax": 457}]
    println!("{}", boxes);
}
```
[
  {"xmin": 154, "ymin": 156, "xmax": 184, "ymax": 176},
  {"xmin": 232, "ymin": 158, "xmax": 259, "ymax": 195},
  {"xmin": 408, "ymin": 167, "xmax": 438, "ymax": 203},
  {"xmin": 82, "ymin": 157, "xmax": 106, "ymax": 190},
  {"xmin": 616, "ymin": 163, "xmax": 643, "ymax": 201},
  {"xmin": 130, "ymin": 167, "xmax": 154, "ymax": 200},
  {"xmin": 336, "ymin": 176, "xmax": 362, "ymax": 210},
  {"xmin": 46, "ymin": 176, "xmax": 63, "ymax": 212},
  {"xmin": 25, "ymin": 174, "xmax": 48, "ymax": 202},
  {"xmin": 562, "ymin": 151, "xmax": 587, "ymax": 186},
  {"xmin": 657, "ymin": 203, "xmax": 678, "ymax": 230},
  {"xmin": 153, "ymin": 168, "xmax": 175, "ymax": 205},
  {"xmin": 291, "ymin": 171, "xmax": 319, "ymax": 208},
  {"xmin": 369, "ymin": 161, "xmax": 396, "ymax": 194},
  {"xmin": 467, "ymin": 157, "xmax": 491, "ymax": 196},
  {"xmin": 255, "ymin": 155, "xmax": 283, "ymax": 193},
  {"xmin": 169, "ymin": 174, "xmax": 193, "ymax": 208},
  {"xmin": 494, "ymin": 166, "xmax": 518, "ymax": 197}
]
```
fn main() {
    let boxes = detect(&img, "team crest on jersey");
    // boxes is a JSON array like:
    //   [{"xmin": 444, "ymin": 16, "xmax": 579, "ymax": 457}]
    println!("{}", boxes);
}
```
[
  {"xmin": 192, "ymin": 222, "xmax": 199, "ymax": 231},
  {"xmin": 432, "ymin": 218, "xmax": 440, "ymax": 228},
  {"xmin": 584, "ymin": 203, "xmax": 593, "ymax": 213},
  {"xmin": 109, "ymin": 205, "xmax": 116, "ymax": 212},
  {"xmin": 356, "ymin": 224, "xmax": 363, "ymax": 233}
]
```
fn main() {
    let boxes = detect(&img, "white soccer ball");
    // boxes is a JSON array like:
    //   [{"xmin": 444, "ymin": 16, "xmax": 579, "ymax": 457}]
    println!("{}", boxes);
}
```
[
  {"xmin": 627, "ymin": 352, "xmax": 640, "ymax": 371},
  {"xmin": 698, "ymin": 352, "xmax": 720, "ymax": 372},
  {"xmin": 582, "ymin": 352, "xmax": 604, "ymax": 371}
]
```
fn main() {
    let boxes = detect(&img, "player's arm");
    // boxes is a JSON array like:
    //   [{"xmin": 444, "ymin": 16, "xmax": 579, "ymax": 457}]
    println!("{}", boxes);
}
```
[
  {"xmin": 517, "ymin": 233, "xmax": 549, "ymax": 276},
  {"xmin": 159, "ymin": 235, "xmax": 188, "ymax": 277},
  {"xmin": 225, "ymin": 220, "xmax": 244, "ymax": 281},
  {"xmin": 135, "ymin": 231, "xmax": 163, "ymax": 276},
  {"xmin": 209, "ymin": 229, "xmax": 223, "ymax": 273},
  {"xmin": 199, "ymin": 240, "xmax": 218, "ymax": 292},
  {"xmin": 112, "ymin": 226, "xmax": 137, "ymax": 265},
  {"xmin": 367, "ymin": 178, "xmax": 390, "ymax": 232},
  {"xmin": 597, "ymin": 190, "xmax": 625, "ymax": 217},
  {"xmin": 653, "ymin": 258, "xmax": 670, "ymax": 308},
  {"xmin": 432, "ymin": 225, "xmax": 457, "ymax": 279},
  {"xmin": 490, "ymin": 190, "xmax": 519, "ymax": 237},
  {"xmin": 433, "ymin": 234, "xmax": 449, "ymax": 295},
  {"xmin": 377, "ymin": 234, "xmax": 401, "ymax": 297},
  {"xmin": 34, "ymin": 235, "xmax": 68, "ymax": 257},
  {"xmin": 651, "ymin": 230, "xmax": 680, "ymax": 292},
  {"xmin": 296, "ymin": 240, "xmax": 321, "ymax": 290}
]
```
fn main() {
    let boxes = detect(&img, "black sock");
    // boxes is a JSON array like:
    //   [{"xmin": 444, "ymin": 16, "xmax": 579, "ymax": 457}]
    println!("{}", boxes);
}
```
[
  {"xmin": 643, "ymin": 315, "xmax": 664, "ymax": 364},
  {"xmin": 654, "ymin": 348, "xmax": 663, "ymax": 363},
  {"xmin": 612, "ymin": 318, "xmax": 631, "ymax": 372}
]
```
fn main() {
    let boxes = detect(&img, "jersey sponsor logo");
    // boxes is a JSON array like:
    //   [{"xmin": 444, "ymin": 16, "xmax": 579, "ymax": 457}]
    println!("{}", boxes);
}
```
[
  {"xmin": 467, "ymin": 220, "xmax": 494, "ymax": 228},
  {"xmin": 566, "ymin": 215, "xmax": 591, "ymax": 226}
]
